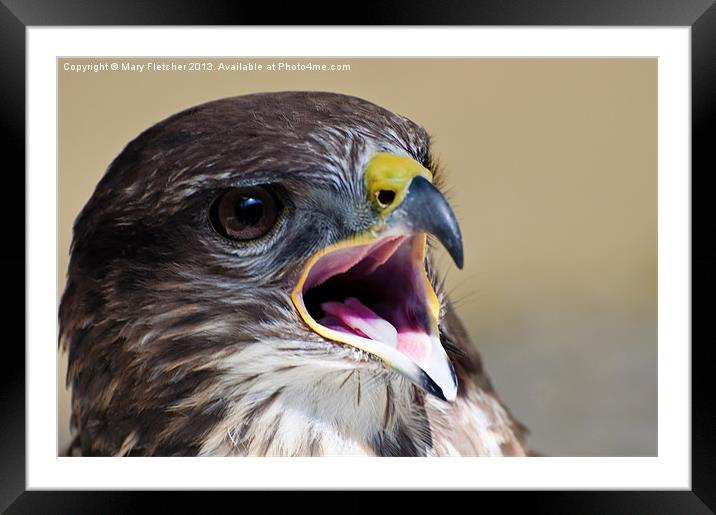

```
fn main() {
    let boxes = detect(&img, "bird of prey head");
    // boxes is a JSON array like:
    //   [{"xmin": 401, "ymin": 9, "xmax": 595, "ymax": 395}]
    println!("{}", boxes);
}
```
[{"xmin": 60, "ymin": 91, "xmax": 527, "ymax": 456}]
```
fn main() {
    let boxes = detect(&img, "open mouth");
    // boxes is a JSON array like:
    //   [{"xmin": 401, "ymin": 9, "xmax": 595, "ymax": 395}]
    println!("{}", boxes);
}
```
[
  {"xmin": 301, "ymin": 234, "xmax": 438, "ymax": 363},
  {"xmin": 292, "ymin": 233, "xmax": 457, "ymax": 400}
]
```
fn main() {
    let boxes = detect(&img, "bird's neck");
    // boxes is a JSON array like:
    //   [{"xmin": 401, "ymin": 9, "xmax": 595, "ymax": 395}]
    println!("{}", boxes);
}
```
[{"xmin": 196, "ymin": 341, "xmax": 433, "ymax": 456}]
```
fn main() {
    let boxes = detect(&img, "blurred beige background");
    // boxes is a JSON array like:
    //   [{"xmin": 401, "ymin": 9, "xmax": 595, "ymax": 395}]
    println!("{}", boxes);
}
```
[{"xmin": 58, "ymin": 58, "xmax": 656, "ymax": 456}]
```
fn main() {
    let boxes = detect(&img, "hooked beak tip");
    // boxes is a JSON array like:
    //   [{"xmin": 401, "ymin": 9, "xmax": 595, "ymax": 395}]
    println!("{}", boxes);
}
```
[
  {"xmin": 390, "ymin": 175, "xmax": 465, "ymax": 270},
  {"xmin": 450, "ymin": 245, "xmax": 464, "ymax": 270}
]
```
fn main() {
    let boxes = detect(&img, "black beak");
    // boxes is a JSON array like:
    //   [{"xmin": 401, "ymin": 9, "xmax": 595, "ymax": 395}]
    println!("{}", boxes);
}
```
[{"xmin": 386, "ymin": 176, "xmax": 464, "ymax": 269}]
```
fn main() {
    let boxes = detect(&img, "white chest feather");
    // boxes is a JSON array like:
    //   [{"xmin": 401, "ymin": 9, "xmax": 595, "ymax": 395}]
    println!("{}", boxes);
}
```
[{"xmin": 192, "ymin": 342, "xmax": 524, "ymax": 457}]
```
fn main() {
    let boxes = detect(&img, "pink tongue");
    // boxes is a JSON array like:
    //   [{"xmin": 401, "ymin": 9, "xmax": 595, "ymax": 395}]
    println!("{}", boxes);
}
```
[
  {"xmin": 320, "ymin": 297, "xmax": 398, "ymax": 347},
  {"xmin": 396, "ymin": 331, "xmax": 431, "ymax": 364}
]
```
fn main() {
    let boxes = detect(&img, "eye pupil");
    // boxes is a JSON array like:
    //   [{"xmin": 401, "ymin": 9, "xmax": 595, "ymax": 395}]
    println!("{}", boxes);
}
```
[
  {"xmin": 210, "ymin": 185, "xmax": 282, "ymax": 242},
  {"xmin": 235, "ymin": 197, "xmax": 264, "ymax": 226}
]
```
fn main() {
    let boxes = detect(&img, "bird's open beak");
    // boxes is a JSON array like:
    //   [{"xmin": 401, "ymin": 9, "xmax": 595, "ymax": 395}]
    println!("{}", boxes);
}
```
[{"xmin": 291, "ymin": 153, "xmax": 463, "ymax": 401}]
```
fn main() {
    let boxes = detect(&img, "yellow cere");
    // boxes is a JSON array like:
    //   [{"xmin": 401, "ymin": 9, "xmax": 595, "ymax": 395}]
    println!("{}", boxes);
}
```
[{"xmin": 364, "ymin": 152, "xmax": 433, "ymax": 216}]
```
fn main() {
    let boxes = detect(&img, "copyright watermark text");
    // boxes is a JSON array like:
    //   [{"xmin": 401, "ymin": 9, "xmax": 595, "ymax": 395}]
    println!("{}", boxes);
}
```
[{"xmin": 62, "ymin": 60, "xmax": 352, "ymax": 74}]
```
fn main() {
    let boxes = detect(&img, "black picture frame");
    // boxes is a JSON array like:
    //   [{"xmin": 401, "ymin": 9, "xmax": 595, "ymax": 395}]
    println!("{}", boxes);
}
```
[{"xmin": 3, "ymin": 0, "xmax": 714, "ymax": 512}]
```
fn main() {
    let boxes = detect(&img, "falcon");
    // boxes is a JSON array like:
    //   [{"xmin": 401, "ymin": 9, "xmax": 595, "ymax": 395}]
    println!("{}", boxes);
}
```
[{"xmin": 59, "ymin": 91, "xmax": 528, "ymax": 456}]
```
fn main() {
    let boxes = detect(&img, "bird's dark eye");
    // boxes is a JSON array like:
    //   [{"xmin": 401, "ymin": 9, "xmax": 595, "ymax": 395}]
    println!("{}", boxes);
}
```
[{"xmin": 210, "ymin": 186, "xmax": 282, "ymax": 241}]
